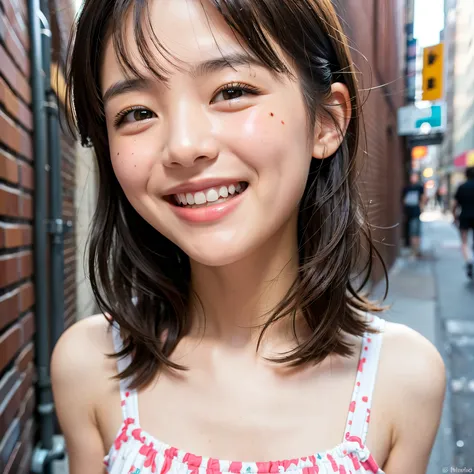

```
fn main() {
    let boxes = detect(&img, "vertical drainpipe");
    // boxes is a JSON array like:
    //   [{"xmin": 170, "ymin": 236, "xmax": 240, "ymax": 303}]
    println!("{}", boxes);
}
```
[
  {"xmin": 29, "ymin": 1, "xmax": 66, "ymax": 472},
  {"xmin": 40, "ymin": 1, "xmax": 69, "ymax": 354}
]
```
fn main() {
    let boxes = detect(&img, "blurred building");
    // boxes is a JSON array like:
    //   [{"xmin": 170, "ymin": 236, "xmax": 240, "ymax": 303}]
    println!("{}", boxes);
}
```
[
  {"xmin": 336, "ymin": 0, "xmax": 405, "ymax": 279},
  {"xmin": 440, "ymin": 0, "xmax": 474, "ymax": 199}
]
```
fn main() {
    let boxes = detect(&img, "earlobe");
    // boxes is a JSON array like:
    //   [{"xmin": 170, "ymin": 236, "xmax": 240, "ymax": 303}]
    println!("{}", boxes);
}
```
[{"xmin": 312, "ymin": 83, "xmax": 352, "ymax": 160}]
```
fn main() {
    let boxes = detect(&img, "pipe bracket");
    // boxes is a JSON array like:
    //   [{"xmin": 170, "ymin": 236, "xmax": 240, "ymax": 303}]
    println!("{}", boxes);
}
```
[
  {"xmin": 31, "ymin": 436, "xmax": 66, "ymax": 473},
  {"xmin": 47, "ymin": 219, "xmax": 73, "ymax": 235}
]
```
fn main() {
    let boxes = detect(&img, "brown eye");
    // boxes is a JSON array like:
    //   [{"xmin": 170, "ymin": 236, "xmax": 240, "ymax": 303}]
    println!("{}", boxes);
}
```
[
  {"xmin": 211, "ymin": 83, "xmax": 261, "ymax": 104},
  {"xmin": 221, "ymin": 88, "xmax": 244, "ymax": 101},
  {"xmin": 115, "ymin": 107, "xmax": 157, "ymax": 127},
  {"xmin": 132, "ymin": 109, "xmax": 154, "ymax": 121}
]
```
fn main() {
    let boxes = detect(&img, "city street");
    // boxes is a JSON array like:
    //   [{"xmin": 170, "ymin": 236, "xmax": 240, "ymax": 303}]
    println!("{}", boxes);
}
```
[{"xmin": 373, "ymin": 210, "xmax": 474, "ymax": 473}]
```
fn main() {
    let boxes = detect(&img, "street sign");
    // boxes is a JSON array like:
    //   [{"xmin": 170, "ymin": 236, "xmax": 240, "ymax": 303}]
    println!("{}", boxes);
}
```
[
  {"xmin": 397, "ymin": 103, "xmax": 445, "ymax": 136},
  {"xmin": 422, "ymin": 43, "xmax": 444, "ymax": 101}
]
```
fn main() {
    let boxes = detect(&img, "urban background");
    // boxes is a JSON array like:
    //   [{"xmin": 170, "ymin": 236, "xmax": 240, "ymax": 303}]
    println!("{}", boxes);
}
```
[{"xmin": 0, "ymin": 0, "xmax": 473, "ymax": 473}]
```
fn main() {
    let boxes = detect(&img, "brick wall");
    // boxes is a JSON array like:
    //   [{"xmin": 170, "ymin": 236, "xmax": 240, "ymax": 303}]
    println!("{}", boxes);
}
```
[
  {"xmin": 0, "ymin": 0, "xmax": 76, "ymax": 471},
  {"xmin": 339, "ymin": 0, "xmax": 405, "ymax": 280}
]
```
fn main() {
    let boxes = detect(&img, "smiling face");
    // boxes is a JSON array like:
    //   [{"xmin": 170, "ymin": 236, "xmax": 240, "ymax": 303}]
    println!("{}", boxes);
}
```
[{"xmin": 100, "ymin": 0, "xmax": 341, "ymax": 267}]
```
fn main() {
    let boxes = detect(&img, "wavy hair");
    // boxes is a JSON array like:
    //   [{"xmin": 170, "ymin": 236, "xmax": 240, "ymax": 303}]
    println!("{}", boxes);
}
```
[{"xmin": 66, "ymin": 0, "xmax": 386, "ymax": 389}]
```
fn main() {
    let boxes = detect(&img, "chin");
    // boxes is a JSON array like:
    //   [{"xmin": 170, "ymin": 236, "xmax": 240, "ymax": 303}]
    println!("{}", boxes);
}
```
[
  {"xmin": 173, "ymin": 230, "xmax": 265, "ymax": 268},
  {"xmin": 183, "ymin": 241, "xmax": 252, "ymax": 268}
]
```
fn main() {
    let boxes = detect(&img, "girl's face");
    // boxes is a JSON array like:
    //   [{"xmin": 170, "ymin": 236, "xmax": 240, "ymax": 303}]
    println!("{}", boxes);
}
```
[{"xmin": 101, "ymin": 0, "xmax": 318, "ymax": 267}]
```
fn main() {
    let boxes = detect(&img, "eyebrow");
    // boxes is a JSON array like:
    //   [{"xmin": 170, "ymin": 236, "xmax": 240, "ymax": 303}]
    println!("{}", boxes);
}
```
[{"xmin": 102, "ymin": 52, "xmax": 266, "ymax": 105}]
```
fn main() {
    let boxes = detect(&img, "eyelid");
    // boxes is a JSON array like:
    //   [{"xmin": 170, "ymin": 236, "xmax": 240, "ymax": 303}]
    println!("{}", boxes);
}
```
[
  {"xmin": 211, "ymin": 81, "xmax": 262, "ymax": 103},
  {"xmin": 113, "ymin": 106, "xmax": 155, "ymax": 128}
]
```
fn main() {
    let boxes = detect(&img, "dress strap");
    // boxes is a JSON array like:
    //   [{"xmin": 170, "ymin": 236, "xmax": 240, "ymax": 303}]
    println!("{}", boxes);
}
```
[
  {"xmin": 343, "ymin": 314, "xmax": 386, "ymax": 446},
  {"xmin": 111, "ymin": 322, "xmax": 140, "ymax": 424}
]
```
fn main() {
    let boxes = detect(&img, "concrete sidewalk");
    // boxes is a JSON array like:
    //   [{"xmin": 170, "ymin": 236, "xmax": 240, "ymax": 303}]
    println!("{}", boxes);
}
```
[{"xmin": 371, "ymin": 211, "xmax": 457, "ymax": 474}]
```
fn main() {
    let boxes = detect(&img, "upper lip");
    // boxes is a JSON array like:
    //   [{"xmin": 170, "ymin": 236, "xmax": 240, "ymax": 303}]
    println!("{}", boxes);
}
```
[{"xmin": 163, "ymin": 178, "xmax": 247, "ymax": 196}]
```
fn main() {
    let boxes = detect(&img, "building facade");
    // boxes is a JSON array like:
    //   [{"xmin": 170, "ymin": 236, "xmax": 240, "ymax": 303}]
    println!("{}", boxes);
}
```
[{"xmin": 338, "ymin": 0, "xmax": 405, "ymax": 279}]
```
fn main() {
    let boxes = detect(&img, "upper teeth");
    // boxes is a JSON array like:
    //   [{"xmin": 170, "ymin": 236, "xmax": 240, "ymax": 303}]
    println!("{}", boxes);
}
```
[{"xmin": 175, "ymin": 182, "xmax": 244, "ymax": 206}]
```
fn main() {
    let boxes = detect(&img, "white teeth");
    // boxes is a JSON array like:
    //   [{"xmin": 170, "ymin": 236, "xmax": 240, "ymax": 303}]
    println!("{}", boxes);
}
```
[
  {"xmin": 175, "ymin": 182, "xmax": 246, "ymax": 207},
  {"xmin": 206, "ymin": 189, "xmax": 219, "ymax": 202},
  {"xmin": 194, "ymin": 191, "xmax": 206, "ymax": 205}
]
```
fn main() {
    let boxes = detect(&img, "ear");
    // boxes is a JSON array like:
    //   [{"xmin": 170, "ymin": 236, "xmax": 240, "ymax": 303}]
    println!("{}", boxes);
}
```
[{"xmin": 312, "ymin": 83, "xmax": 352, "ymax": 160}]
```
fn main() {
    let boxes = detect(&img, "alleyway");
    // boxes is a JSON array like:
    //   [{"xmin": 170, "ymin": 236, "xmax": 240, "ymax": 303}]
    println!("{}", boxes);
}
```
[{"xmin": 373, "ymin": 210, "xmax": 474, "ymax": 473}]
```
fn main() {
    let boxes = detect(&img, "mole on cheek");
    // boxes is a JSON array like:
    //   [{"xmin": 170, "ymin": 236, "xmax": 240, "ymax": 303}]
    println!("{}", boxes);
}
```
[
  {"xmin": 281, "ymin": 121, "xmax": 285, "ymax": 125},
  {"xmin": 270, "ymin": 112, "xmax": 274, "ymax": 117}
]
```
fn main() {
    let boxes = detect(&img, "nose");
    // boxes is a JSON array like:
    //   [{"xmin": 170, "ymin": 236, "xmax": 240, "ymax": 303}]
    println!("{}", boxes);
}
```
[{"xmin": 163, "ymin": 99, "xmax": 218, "ymax": 168}]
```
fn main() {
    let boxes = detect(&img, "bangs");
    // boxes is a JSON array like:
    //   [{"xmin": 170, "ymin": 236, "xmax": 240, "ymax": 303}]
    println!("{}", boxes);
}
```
[{"xmin": 107, "ymin": 0, "xmax": 291, "ymax": 89}]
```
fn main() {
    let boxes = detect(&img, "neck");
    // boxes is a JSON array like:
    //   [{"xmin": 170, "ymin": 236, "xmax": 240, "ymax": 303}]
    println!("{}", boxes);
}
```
[{"xmin": 188, "ymin": 215, "xmax": 307, "ymax": 353}]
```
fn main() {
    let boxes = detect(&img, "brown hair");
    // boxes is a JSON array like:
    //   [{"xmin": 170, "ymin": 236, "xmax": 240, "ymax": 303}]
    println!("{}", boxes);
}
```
[{"xmin": 66, "ymin": 0, "xmax": 386, "ymax": 389}]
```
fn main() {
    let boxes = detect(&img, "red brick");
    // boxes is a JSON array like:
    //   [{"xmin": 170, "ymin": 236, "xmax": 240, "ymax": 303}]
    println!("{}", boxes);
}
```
[
  {"xmin": 19, "ymin": 162, "xmax": 33, "ymax": 190},
  {"xmin": 0, "ymin": 150, "xmax": 18, "ymax": 184},
  {"xmin": 0, "ymin": 77, "xmax": 32, "ymax": 130},
  {"xmin": 0, "ymin": 377, "xmax": 22, "ymax": 439},
  {"xmin": 18, "ymin": 387, "xmax": 34, "ymax": 429},
  {"xmin": 19, "ymin": 252, "xmax": 32, "ymax": 279},
  {"xmin": 0, "ymin": 368, "xmax": 19, "ymax": 403},
  {"xmin": 0, "ymin": 324, "xmax": 21, "ymax": 372},
  {"xmin": 15, "ymin": 342, "xmax": 33, "ymax": 372},
  {"xmin": 0, "ymin": 45, "xmax": 30, "ymax": 103},
  {"xmin": 19, "ymin": 282, "xmax": 34, "ymax": 313},
  {"xmin": 1, "ymin": 15, "xmax": 29, "ymax": 78},
  {"xmin": 0, "ymin": 254, "xmax": 21, "ymax": 287},
  {"xmin": 17, "ymin": 443, "xmax": 32, "ymax": 474},
  {"xmin": 20, "ymin": 194, "xmax": 32, "ymax": 219},
  {"xmin": 0, "ymin": 186, "xmax": 20, "ymax": 217},
  {"xmin": 0, "ymin": 224, "xmax": 31, "ymax": 249},
  {"xmin": 20, "ymin": 313, "xmax": 34, "ymax": 343},
  {"xmin": 0, "ymin": 3, "xmax": 29, "ymax": 59},
  {"xmin": 17, "ymin": 365, "xmax": 33, "ymax": 400},
  {"xmin": 0, "ymin": 290, "xmax": 20, "ymax": 331}
]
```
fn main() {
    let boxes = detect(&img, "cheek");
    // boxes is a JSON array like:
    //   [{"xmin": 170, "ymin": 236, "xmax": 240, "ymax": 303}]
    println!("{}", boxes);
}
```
[
  {"xmin": 222, "ymin": 104, "xmax": 310, "ymax": 173},
  {"xmin": 108, "ymin": 136, "xmax": 157, "ymax": 194}
]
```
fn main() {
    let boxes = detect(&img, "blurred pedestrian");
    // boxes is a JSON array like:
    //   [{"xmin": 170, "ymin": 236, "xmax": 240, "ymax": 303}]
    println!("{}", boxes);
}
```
[
  {"xmin": 402, "ymin": 172, "xmax": 427, "ymax": 258},
  {"xmin": 452, "ymin": 166, "xmax": 474, "ymax": 279}
]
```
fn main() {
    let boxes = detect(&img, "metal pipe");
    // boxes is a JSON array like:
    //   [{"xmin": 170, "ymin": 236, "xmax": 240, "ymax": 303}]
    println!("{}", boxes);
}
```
[
  {"xmin": 27, "ymin": 0, "xmax": 55, "ymax": 473},
  {"xmin": 40, "ymin": 3, "xmax": 66, "ymax": 353}
]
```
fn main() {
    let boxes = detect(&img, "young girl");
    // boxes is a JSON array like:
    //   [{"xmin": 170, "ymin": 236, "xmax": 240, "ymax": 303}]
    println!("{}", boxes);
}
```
[{"xmin": 51, "ymin": 1, "xmax": 446, "ymax": 473}]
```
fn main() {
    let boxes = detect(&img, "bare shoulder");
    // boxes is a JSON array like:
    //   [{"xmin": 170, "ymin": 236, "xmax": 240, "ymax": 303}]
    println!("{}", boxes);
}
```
[
  {"xmin": 379, "ymin": 321, "xmax": 446, "ymax": 395},
  {"xmin": 376, "ymin": 320, "xmax": 447, "ymax": 472},
  {"xmin": 51, "ymin": 314, "xmax": 115, "ymax": 400}
]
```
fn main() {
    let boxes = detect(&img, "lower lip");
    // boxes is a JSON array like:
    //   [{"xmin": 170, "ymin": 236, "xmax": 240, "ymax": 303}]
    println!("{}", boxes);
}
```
[{"xmin": 167, "ymin": 190, "xmax": 246, "ymax": 223}]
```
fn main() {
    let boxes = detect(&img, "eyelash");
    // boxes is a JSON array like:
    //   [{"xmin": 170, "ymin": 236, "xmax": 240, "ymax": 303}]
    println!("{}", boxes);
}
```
[{"xmin": 113, "ymin": 82, "xmax": 262, "ymax": 128}]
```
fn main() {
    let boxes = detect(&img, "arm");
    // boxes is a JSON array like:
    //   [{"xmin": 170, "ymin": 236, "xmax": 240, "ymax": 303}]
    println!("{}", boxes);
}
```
[
  {"xmin": 51, "ymin": 317, "xmax": 109, "ymax": 474},
  {"xmin": 452, "ymin": 200, "xmax": 459, "ymax": 223},
  {"xmin": 382, "ymin": 325, "xmax": 446, "ymax": 474}
]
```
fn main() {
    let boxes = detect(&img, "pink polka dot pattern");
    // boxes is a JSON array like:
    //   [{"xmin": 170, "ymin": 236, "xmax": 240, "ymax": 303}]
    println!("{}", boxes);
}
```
[{"xmin": 104, "ymin": 316, "xmax": 386, "ymax": 474}]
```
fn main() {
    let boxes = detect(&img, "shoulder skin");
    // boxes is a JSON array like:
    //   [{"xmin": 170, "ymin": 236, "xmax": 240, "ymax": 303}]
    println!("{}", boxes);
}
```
[{"xmin": 378, "ymin": 321, "xmax": 446, "ymax": 474}]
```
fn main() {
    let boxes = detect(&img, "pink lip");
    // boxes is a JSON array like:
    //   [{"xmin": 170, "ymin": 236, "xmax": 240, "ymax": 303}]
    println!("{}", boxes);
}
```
[
  {"xmin": 163, "ymin": 178, "xmax": 246, "ymax": 196},
  {"xmin": 168, "ymin": 188, "xmax": 247, "ymax": 223}
]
